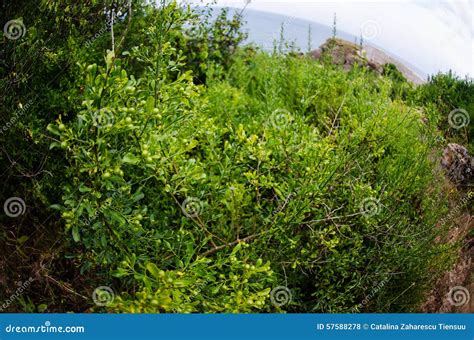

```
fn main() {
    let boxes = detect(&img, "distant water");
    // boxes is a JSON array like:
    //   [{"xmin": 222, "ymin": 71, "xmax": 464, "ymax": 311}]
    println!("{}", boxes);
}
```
[
  {"xmin": 240, "ymin": 8, "xmax": 357, "ymax": 53},
  {"xmin": 215, "ymin": 7, "xmax": 426, "ymax": 79}
]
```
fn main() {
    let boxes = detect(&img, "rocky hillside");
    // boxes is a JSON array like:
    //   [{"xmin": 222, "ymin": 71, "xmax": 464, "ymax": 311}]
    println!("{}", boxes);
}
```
[{"xmin": 310, "ymin": 38, "xmax": 425, "ymax": 84}]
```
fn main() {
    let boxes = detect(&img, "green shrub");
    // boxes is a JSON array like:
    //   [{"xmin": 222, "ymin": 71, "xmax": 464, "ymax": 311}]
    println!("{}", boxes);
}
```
[
  {"xmin": 49, "ymin": 44, "xmax": 454, "ymax": 312},
  {"xmin": 197, "ymin": 53, "xmax": 453, "ymax": 312},
  {"xmin": 414, "ymin": 71, "xmax": 474, "ymax": 150}
]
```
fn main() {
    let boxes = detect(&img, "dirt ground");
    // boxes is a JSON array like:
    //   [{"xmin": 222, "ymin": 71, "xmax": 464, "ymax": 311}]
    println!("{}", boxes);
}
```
[{"xmin": 421, "ymin": 213, "xmax": 473, "ymax": 313}]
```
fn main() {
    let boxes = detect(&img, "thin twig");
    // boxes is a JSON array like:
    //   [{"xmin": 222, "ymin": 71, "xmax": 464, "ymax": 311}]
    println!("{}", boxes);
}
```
[
  {"xmin": 199, "ymin": 233, "xmax": 260, "ymax": 257},
  {"xmin": 328, "ymin": 93, "xmax": 346, "ymax": 136},
  {"xmin": 44, "ymin": 274, "xmax": 88, "ymax": 300}
]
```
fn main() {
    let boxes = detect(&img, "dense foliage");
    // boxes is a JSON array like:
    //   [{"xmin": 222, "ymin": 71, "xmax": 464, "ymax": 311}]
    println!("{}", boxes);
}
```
[
  {"xmin": 414, "ymin": 72, "xmax": 473, "ymax": 151},
  {"xmin": 0, "ymin": 0, "xmax": 468, "ymax": 313}
]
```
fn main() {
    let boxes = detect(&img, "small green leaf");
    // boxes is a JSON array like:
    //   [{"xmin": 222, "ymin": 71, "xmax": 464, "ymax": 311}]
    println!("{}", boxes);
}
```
[
  {"xmin": 231, "ymin": 242, "xmax": 242, "ymax": 255},
  {"xmin": 100, "ymin": 234, "xmax": 107, "ymax": 247},
  {"xmin": 122, "ymin": 153, "xmax": 140, "ymax": 164},
  {"xmin": 79, "ymin": 184, "xmax": 92, "ymax": 193},
  {"xmin": 106, "ymin": 210, "xmax": 126, "ymax": 225},
  {"xmin": 173, "ymin": 279, "xmax": 191, "ymax": 287},
  {"xmin": 146, "ymin": 262, "xmax": 161, "ymax": 280},
  {"xmin": 18, "ymin": 235, "xmax": 29, "ymax": 245},
  {"xmin": 145, "ymin": 96, "xmax": 155, "ymax": 114},
  {"xmin": 46, "ymin": 124, "xmax": 61, "ymax": 136},
  {"xmin": 131, "ymin": 191, "xmax": 145, "ymax": 203},
  {"xmin": 211, "ymin": 285, "xmax": 221, "ymax": 294},
  {"xmin": 37, "ymin": 304, "xmax": 48, "ymax": 312},
  {"xmin": 49, "ymin": 142, "xmax": 61, "ymax": 149},
  {"xmin": 112, "ymin": 268, "xmax": 128, "ymax": 278},
  {"xmin": 72, "ymin": 225, "xmax": 80, "ymax": 242},
  {"xmin": 105, "ymin": 50, "xmax": 115, "ymax": 69}
]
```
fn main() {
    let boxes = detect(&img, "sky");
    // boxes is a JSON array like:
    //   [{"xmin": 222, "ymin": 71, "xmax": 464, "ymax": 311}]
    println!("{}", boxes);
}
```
[{"xmin": 184, "ymin": 0, "xmax": 473, "ymax": 78}]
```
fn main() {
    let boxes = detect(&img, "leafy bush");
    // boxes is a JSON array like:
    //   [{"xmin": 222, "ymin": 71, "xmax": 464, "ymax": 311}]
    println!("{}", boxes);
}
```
[
  {"xmin": 49, "ymin": 43, "xmax": 454, "ymax": 313},
  {"xmin": 47, "ymin": 5, "xmax": 275, "ymax": 312},
  {"xmin": 414, "ymin": 71, "xmax": 474, "ymax": 150},
  {"xmin": 197, "ymin": 53, "xmax": 453, "ymax": 312}
]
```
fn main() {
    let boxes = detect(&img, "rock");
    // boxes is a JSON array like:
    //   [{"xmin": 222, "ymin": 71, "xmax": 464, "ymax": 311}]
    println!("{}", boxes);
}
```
[
  {"xmin": 309, "ymin": 48, "xmax": 322, "ymax": 59},
  {"xmin": 309, "ymin": 38, "xmax": 383, "ymax": 75},
  {"xmin": 309, "ymin": 38, "xmax": 425, "ymax": 84},
  {"xmin": 441, "ymin": 143, "xmax": 474, "ymax": 188}
]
